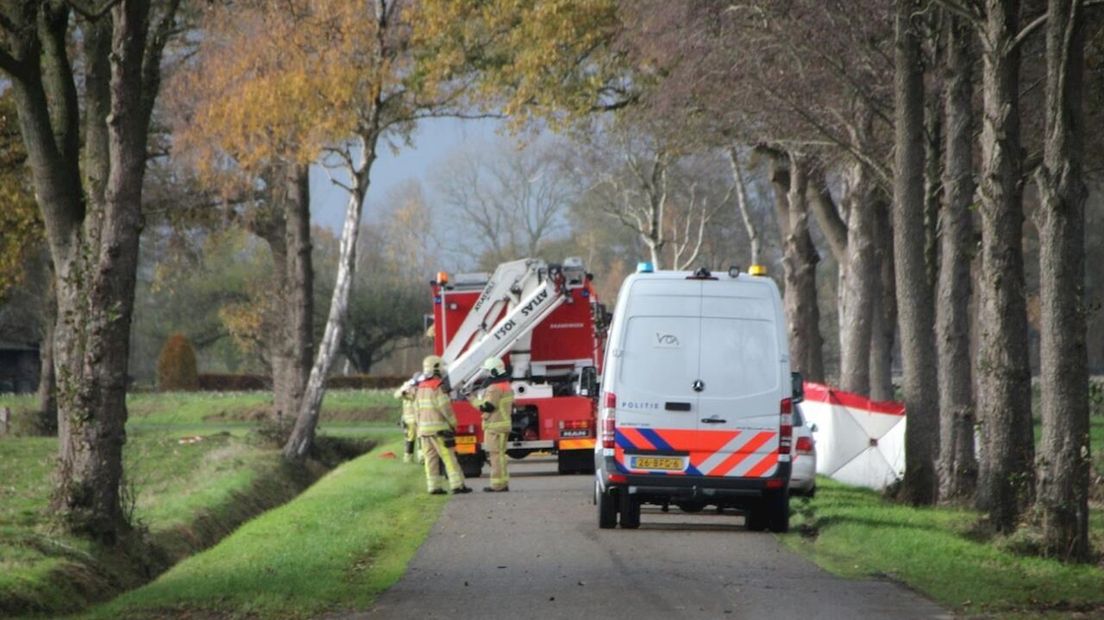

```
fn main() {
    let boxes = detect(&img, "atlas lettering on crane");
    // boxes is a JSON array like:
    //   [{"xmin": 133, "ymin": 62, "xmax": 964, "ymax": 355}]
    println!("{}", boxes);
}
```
[
  {"xmin": 471, "ymin": 279, "xmax": 496, "ymax": 313},
  {"xmin": 520, "ymin": 289, "xmax": 550, "ymax": 317}
]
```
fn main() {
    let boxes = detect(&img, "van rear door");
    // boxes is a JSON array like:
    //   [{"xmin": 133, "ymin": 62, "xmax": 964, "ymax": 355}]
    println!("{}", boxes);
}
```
[
  {"xmin": 693, "ymin": 292, "xmax": 783, "ymax": 479},
  {"xmin": 613, "ymin": 286, "xmax": 700, "ymax": 476}
]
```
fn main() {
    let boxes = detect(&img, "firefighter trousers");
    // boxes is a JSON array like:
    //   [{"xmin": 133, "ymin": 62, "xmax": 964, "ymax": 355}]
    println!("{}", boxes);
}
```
[
  {"xmin": 421, "ymin": 434, "xmax": 465, "ymax": 493},
  {"xmin": 485, "ymin": 430, "xmax": 509, "ymax": 490},
  {"xmin": 402, "ymin": 421, "xmax": 420, "ymax": 463}
]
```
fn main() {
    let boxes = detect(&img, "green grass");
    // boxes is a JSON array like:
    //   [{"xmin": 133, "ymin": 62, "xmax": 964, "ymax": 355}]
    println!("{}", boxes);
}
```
[
  {"xmin": 82, "ymin": 439, "xmax": 439, "ymax": 620},
  {"xmin": 785, "ymin": 410, "xmax": 1104, "ymax": 619},
  {"xmin": 0, "ymin": 433, "xmax": 290, "ymax": 616},
  {"xmin": 0, "ymin": 390, "xmax": 401, "ymax": 617},
  {"xmin": 786, "ymin": 481, "xmax": 1104, "ymax": 615}
]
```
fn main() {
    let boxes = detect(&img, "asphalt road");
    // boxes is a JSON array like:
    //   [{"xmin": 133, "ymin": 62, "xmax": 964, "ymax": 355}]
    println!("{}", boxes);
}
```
[{"xmin": 359, "ymin": 457, "xmax": 949, "ymax": 620}]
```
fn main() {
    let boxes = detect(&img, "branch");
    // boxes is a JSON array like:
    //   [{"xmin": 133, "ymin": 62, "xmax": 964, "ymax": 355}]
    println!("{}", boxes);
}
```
[
  {"xmin": 1010, "ymin": 11, "xmax": 1048, "ymax": 52},
  {"xmin": 931, "ymin": 0, "xmax": 982, "ymax": 27},
  {"xmin": 65, "ymin": 0, "xmax": 122, "ymax": 20},
  {"xmin": 0, "ymin": 47, "xmax": 25, "ymax": 80},
  {"xmin": 141, "ymin": 0, "xmax": 182, "ymax": 121}
]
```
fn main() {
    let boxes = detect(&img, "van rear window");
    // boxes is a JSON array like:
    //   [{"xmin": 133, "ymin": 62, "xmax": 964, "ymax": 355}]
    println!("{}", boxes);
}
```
[
  {"xmin": 699, "ymin": 317, "xmax": 778, "ymax": 398},
  {"xmin": 618, "ymin": 316, "xmax": 699, "ymax": 398}
]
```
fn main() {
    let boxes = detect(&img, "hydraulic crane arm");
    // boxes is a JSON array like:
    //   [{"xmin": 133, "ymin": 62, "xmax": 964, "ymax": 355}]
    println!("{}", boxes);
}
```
[
  {"xmin": 444, "ymin": 266, "xmax": 567, "ymax": 394},
  {"xmin": 441, "ymin": 259, "xmax": 536, "ymax": 364}
]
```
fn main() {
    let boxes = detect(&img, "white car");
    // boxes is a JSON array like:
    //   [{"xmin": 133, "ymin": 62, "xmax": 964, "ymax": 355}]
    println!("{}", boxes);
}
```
[{"xmin": 789, "ymin": 404, "xmax": 817, "ymax": 497}]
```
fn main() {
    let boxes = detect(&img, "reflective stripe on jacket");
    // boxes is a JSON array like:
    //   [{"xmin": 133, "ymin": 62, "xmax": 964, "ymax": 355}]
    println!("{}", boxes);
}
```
[
  {"xmin": 471, "ymin": 380, "xmax": 513, "ymax": 433},
  {"xmin": 401, "ymin": 398, "xmax": 416, "ymax": 425},
  {"xmin": 415, "ymin": 377, "xmax": 455, "ymax": 435}
]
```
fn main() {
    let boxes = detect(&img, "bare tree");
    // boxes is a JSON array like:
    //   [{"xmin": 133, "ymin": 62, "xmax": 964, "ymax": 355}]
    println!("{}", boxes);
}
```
[
  {"xmin": 1034, "ymin": 0, "xmax": 1091, "ymax": 561},
  {"xmin": 937, "ymin": 14, "xmax": 978, "ymax": 504},
  {"xmin": 761, "ymin": 150, "xmax": 826, "ymax": 382},
  {"xmin": 582, "ymin": 126, "xmax": 730, "ymax": 271},
  {"xmin": 727, "ymin": 147, "xmax": 763, "ymax": 266},
  {"xmin": 944, "ymin": 0, "xmax": 1036, "ymax": 531},
  {"xmin": 894, "ymin": 0, "xmax": 940, "ymax": 505},
  {"xmin": 434, "ymin": 140, "xmax": 574, "ymax": 265}
]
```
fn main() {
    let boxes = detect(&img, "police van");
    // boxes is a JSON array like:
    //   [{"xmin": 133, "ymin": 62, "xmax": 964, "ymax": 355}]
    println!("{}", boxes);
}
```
[{"xmin": 594, "ymin": 264, "xmax": 796, "ymax": 532}]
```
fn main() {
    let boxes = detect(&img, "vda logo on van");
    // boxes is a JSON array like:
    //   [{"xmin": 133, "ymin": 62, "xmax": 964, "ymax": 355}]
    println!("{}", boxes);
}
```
[{"xmin": 654, "ymin": 332, "xmax": 680, "ymax": 348}]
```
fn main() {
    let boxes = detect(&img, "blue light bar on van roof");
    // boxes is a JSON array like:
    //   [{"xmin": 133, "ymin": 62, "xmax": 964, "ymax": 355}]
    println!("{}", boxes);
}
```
[{"xmin": 636, "ymin": 262, "xmax": 654, "ymax": 273}]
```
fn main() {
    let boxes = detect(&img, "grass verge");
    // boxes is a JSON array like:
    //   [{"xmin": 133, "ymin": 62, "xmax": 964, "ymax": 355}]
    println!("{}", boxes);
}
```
[
  {"xmin": 81, "ymin": 439, "xmax": 443, "ymax": 620},
  {"xmin": 785, "ymin": 478, "xmax": 1104, "ymax": 617},
  {"xmin": 0, "ymin": 390, "xmax": 393, "ymax": 618}
]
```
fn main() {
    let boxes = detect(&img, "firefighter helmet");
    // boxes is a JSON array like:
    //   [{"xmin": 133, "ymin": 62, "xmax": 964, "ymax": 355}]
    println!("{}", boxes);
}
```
[
  {"xmin": 422, "ymin": 355, "xmax": 445, "ymax": 376},
  {"xmin": 482, "ymin": 357, "xmax": 506, "ymax": 377}
]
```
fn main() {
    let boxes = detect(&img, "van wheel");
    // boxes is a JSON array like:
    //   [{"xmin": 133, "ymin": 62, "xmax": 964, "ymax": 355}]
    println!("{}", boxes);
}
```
[
  {"xmin": 619, "ymin": 493, "xmax": 641, "ymax": 529},
  {"xmin": 597, "ymin": 483, "xmax": 617, "ymax": 529},
  {"xmin": 766, "ymin": 490, "xmax": 790, "ymax": 533}
]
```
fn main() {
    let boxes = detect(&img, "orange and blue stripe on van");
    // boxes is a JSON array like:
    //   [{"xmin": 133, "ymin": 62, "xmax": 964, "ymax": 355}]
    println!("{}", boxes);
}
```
[{"xmin": 614, "ymin": 428, "xmax": 779, "ymax": 478}]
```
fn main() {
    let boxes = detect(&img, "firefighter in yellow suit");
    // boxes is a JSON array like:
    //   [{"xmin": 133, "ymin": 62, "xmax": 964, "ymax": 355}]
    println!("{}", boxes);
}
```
[
  {"xmin": 470, "ymin": 357, "xmax": 514, "ymax": 492},
  {"xmin": 416, "ymin": 355, "xmax": 472, "ymax": 495},
  {"xmin": 392, "ymin": 376, "xmax": 421, "ymax": 463}
]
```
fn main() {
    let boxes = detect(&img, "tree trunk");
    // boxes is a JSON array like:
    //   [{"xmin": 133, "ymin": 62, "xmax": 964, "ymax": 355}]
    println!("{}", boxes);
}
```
[
  {"xmin": 285, "ymin": 128, "xmax": 381, "ymax": 460},
  {"xmin": 974, "ymin": 0, "xmax": 1035, "ymax": 530},
  {"xmin": 727, "ymin": 147, "xmax": 762, "ymax": 266},
  {"xmin": 1034, "ymin": 0, "xmax": 1090, "ymax": 562},
  {"xmin": 838, "ymin": 153, "xmax": 879, "ymax": 396},
  {"xmin": 937, "ymin": 14, "xmax": 978, "ymax": 504},
  {"xmin": 870, "ymin": 197, "xmax": 897, "ymax": 402},
  {"xmin": 894, "ymin": 0, "xmax": 939, "ymax": 505},
  {"xmin": 264, "ymin": 165, "xmax": 314, "ymax": 421},
  {"xmin": 783, "ymin": 154, "xmax": 825, "ymax": 383},
  {"xmin": 1, "ymin": 0, "xmax": 169, "ymax": 544}
]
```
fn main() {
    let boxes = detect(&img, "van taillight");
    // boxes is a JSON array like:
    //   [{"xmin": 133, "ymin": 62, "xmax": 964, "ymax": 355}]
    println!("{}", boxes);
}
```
[
  {"xmin": 601, "ymin": 417, "xmax": 616, "ymax": 449},
  {"xmin": 601, "ymin": 393, "xmax": 617, "ymax": 448},
  {"xmin": 796, "ymin": 436, "xmax": 814, "ymax": 454},
  {"xmin": 779, "ymin": 398, "xmax": 793, "ymax": 455}
]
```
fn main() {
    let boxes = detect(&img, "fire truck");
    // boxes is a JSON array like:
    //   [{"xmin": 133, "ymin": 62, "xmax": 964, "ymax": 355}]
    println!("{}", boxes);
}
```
[{"xmin": 430, "ymin": 258, "xmax": 609, "ymax": 477}]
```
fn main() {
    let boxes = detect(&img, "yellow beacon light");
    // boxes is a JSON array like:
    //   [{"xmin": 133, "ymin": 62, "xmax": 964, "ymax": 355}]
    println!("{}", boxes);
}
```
[
  {"xmin": 436, "ymin": 271, "xmax": 450, "ymax": 285},
  {"xmin": 749, "ymin": 264, "xmax": 767, "ymax": 276}
]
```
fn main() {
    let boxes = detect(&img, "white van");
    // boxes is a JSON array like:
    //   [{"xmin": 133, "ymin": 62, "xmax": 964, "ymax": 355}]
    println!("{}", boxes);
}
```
[{"xmin": 594, "ymin": 265, "xmax": 796, "ymax": 532}]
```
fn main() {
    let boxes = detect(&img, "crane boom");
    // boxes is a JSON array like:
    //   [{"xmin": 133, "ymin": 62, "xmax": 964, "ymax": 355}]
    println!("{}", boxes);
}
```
[
  {"xmin": 444, "ymin": 266, "xmax": 567, "ymax": 394},
  {"xmin": 441, "ymin": 259, "xmax": 535, "ymax": 364}
]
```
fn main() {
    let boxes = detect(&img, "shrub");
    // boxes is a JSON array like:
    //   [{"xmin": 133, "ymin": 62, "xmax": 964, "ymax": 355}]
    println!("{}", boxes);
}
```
[
  {"xmin": 157, "ymin": 333, "xmax": 198, "ymax": 391},
  {"xmin": 198, "ymin": 373, "xmax": 269, "ymax": 391},
  {"xmin": 325, "ymin": 374, "xmax": 406, "ymax": 390},
  {"xmin": 193, "ymin": 373, "xmax": 406, "ymax": 392}
]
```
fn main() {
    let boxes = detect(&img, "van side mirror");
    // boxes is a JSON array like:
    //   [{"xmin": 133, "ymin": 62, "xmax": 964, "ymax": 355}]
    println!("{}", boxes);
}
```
[{"xmin": 791, "ymin": 372, "xmax": 804, "ymax": 403}]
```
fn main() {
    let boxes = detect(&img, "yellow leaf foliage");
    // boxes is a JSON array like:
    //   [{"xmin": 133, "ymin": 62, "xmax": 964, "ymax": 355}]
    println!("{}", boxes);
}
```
[
  {"xmin": 171, "ymin": 0, "xmax": 397, "ymax": 181},
  {"xmin": 0, "ymin": 92, "xmax": 42, "ymax": 300},
  {"xmin": 409, "ymin": 0, "xmax": 624, "ymax": 130}
]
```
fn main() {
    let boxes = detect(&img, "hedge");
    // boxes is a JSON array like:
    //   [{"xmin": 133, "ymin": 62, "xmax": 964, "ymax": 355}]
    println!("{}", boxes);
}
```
[{"xmin": 195, "ymin": 373, "xmax": 406, "ymax": 392}]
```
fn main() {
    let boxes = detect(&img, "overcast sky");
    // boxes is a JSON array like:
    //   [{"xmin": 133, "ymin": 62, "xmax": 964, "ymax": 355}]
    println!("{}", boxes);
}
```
[{"xmin": 308, "ymin": 117, "xmax": 503, "ymax": 231}]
